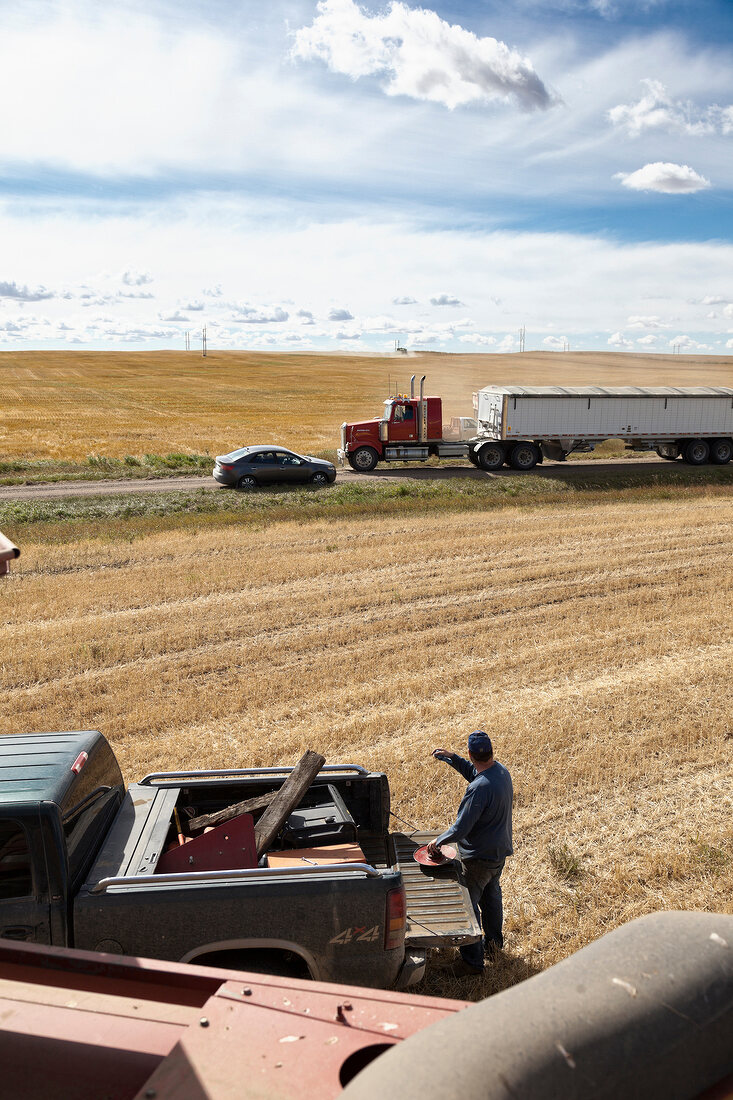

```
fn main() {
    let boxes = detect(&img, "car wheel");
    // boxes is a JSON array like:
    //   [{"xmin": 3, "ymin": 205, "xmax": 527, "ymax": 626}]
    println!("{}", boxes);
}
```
[
  {"xmin": 477, "ymin": 443, "xmax": 505, "ymax": 471},
  {"xmin": 683, "ymin": 439, "xmax": 709, "ymax": 465},
  {"xmin": 509, "ymin": 442, "xmax": 540, "ymax": 471},
  {"xmin": 710, "ymin": 439, "xmax": 733, "ymax": 465},
  {"xmin": 237, "ymin": 475, "xmax": 258, "ymax": 491},
  {"xmin": 310, "ymin": 471, "xmax": 330, "ymax": 486},
  {"xmin": 351, "ymin": 446, "xmax": 379, "ymax": 472}
]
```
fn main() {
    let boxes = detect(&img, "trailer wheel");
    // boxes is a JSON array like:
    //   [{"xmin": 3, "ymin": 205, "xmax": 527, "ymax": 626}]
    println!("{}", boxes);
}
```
[
  {"xmin": 683, "ymin": 439, "xmax": 710, "ymax": 465},
  {"xmin": 710, "ymin": 439, "xmax": 733, "ymax": 465},
  {"xmin": 477, "ymin": 443, "xmax": 505, "ymax": 471},
  {"xmin": 509, "ymin": 442, "xmax": 540, "ymax": 471},
  {"xmin": 350, "ymin": 446, "xmax": 379, "ymax": 472}
]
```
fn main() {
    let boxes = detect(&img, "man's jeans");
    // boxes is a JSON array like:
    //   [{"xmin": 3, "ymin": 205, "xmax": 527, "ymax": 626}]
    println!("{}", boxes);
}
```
[{"xmin": 459, "ymin": 857, "xmax": 506, "ymax": 969}]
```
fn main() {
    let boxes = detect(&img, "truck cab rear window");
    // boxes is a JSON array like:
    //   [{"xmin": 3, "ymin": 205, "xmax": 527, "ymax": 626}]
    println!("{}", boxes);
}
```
[{"xmin": 0, "ymin": 820, "xmax": 32, "ymax": 898}]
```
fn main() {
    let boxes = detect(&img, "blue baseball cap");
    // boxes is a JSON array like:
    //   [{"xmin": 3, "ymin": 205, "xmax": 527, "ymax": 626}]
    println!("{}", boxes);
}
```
[{"xmin": 468, "ymin": 730, "xmax": 493, "ymax": 756}]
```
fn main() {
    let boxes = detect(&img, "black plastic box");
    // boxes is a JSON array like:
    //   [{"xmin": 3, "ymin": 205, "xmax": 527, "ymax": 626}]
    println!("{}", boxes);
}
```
[{"xmin": 283, "ymin": 784, "xmax": 357, "ymax": 847}]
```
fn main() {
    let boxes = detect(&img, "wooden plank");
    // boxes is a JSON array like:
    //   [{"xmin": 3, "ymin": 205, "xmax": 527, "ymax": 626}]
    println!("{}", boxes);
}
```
[
  {"xmin": 254, "ymin": 750, "xmax": 326, "ymax": 857},
  {"xmin": 188, "ymin": 793, "xmax": 274, "ymax": 832}
]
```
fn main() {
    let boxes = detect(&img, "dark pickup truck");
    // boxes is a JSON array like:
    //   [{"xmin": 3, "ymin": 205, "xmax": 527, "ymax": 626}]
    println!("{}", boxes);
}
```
[{"xmin": 0, "ymin": 730, "xmax": 479, "ymax": 988}]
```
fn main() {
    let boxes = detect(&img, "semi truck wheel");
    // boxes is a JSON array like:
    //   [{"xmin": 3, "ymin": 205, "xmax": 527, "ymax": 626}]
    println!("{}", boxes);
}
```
[
  {"xmin": 683, "ymin": 439, "xmax": 710, "ymax": 465},
  {"xmin": 349, "ymin": 446, "xmax": 379, "ymax": 472},
  {"xmin": 477, "ymin": 443, "xmax": 505, "ymax": 471},
  {"xmin": 710, "ymin": 438, "xmax": 733, "ymax": 465},
  {"xmin": 509, "ymin": 442, "xmax": 540, "ymax": 471}
]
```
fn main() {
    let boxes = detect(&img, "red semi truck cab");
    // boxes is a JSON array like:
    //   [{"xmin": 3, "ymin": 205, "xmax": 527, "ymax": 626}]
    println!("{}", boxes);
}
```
[{"xmin": 338, "ymin": 375, "xmax": 471, "ymax": 472}]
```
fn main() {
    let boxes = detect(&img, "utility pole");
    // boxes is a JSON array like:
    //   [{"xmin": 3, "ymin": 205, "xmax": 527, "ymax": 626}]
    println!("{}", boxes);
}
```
[
  {"xmin": 185, "ymin": 331, "xmax": 190, "ymax": 351},
  {"xmin": 202, "ymin": 325, "xmax": 207, "ymax": 358},
  {"xmin": 518, "ymin": 326, "xmax": 526, "ymax": 353}
]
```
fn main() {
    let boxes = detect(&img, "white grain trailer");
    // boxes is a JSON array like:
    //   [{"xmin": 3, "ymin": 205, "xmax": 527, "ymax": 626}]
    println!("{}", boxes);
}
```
[{"xmin": 469, "ymin": 385, "xmax": 733, "ymax": 470}]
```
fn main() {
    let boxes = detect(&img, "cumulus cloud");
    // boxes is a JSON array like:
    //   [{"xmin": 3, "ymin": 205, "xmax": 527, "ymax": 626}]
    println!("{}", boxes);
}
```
[
  {"xmin": 459, "ymin": 333, "xmax": 497, "ymax": 346},
  {"xmin": 122, "ymin": 270, "xmax": 153, "ymax": 286},
  {"xmin": 0, "ymin": 279, "xmax": 54, "ymax": 301},
  {"xmin": 292, "ymin": 0, "xmax": 556, "ymax": 112},
  {"xmin": 614, "ymin": 163, "xmax": 711, "ymax": 194},
  {"xmin": 430, "ymin": 293, "xmax": 464, "ymax": 306},
  {"xmin": 627, "ymin": 315, "xmax": 669, "ymax": 329},
  {"xmin": 297, "ymin": 309, "xmax": 315, "ymax": 324},
  {"xmin": 393, "ymin": 295, "xmax": 418, "ymax": 305},
  {"xmin": 609, "ymin": 80, "xmax": 733, "ymax": 138},
  {"xmin": 636, "ymin": 334, "xmax": 659, "ymax": 345},
  {"xmin": 328, "ymin": 307, "xmax": 354, "ymax": 321},
  {"xmin": 608, "ymin": 331, "xmax": 633, "ymax": 348},
  {"xmin": 228, "ymin": 305, "xmax": 289, "ymax": 324},
  {"xmin": 542, "ymin": 335, "xmax": 566, "ymax": 348}
]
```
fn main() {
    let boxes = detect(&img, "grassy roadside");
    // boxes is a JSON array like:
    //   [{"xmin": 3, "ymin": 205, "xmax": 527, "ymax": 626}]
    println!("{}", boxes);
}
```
[
  {"xmin": 3, "ymin": 462, "xmax": 733, "ymax": 544},
  {"xmin": 0, "ymin": 452, "xmax": 217, "ymax": 486}
]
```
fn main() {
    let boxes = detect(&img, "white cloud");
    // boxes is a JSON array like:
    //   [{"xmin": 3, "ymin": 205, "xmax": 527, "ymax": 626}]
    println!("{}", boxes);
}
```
[
  {"xmin": 724, "ymin": 305, "xmax": 733, "ymax": 318},
  {"xmin": 627, "ymin": 315, "xmax": 668, "ymax": 329},
  {"xmin": 430, "ymin": 293, "xmax": 464, "ymax": 307},
  {"xmin": 122, "ymin": 270, "xmax": 153, "ymax": 287},
  {"xmin": 608, "ymin": 80, "xmax": 733, "ymax": 138},
  {"xmin": 727, "ymin": 338, "xmax": 733, "ymax": 349},
  {"xmin": 459, "ymin": 333, "xmax": 497, "ymax": 346},
  {"xmin": 636, "ymin": 334, "xmax": 658, "ymax": 345},
  {"xmin": 0, "ymin": 279, "xmax": 54, "ymax": 301},
  {"xmin": 393, "ymin": 295, "xmax": 418, "ymax": 305},
  {"xmin": 328, "ymin": 307, "xmax": 354, "ymax": 321},
  {"xmin": 226, "ymin": 305, "xmax": 289, "ymax": 324},
  {"xmin": 614, "ymin": 162, "xmax": 711, "ymax": 194},
  {"xmin": 542, "ymin": 335, "xmax": 566, "ymax": 348},
  {"xmin": 608, "ymin": 331, "xmax": 633, "ymax": 348},
  {"xmin": 291, "ymin": 0, "xmax": 556, "ymax": 112}
]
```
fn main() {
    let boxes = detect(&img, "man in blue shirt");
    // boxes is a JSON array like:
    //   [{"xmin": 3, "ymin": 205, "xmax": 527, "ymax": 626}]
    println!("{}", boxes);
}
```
[{"xmin": 427, "ymin": 730, "xmax": 513, "ymax": 976}]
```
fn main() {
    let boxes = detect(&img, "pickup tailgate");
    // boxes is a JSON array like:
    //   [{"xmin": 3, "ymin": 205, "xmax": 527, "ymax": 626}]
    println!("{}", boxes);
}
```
[{"xmin": 391, "ymin": 832, "xmax": 480, "ymax": 949}]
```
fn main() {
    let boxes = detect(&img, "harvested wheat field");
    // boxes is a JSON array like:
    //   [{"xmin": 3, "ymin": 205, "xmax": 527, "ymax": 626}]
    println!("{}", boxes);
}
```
[
  {"xmin": 2, "ymin": 348, "xmax": 732, "ymax": 461},
  {"xmin": 4, "ymin": 488, "xmax": 733, "ymax": 999}
]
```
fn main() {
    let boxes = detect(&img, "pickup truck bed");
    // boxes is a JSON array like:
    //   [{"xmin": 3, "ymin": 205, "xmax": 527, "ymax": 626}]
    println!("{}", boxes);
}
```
[{"xmin": 73, "ymin": 763, "xmax": 479, "ymax": 986}]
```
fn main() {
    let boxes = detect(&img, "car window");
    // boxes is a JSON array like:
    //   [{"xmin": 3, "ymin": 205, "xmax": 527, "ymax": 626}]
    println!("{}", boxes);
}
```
[
  {"xmin": 250, "ymin": 452, "xmax": 276, "ymax": 465},
  {"xmin": 0, "ymin": 820, "xmax": 32, "ymax": 899},
  {"xmin": 276, "ymin": 453, "xmax": 303, "ymax": 466}
]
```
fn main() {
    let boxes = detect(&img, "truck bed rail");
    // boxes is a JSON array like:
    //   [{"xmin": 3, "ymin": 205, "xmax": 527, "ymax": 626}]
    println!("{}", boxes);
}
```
[
  {"xmin": 139, "ymin": 764, "xmax": 369, "ymax": 785},
  {"xmin": 89, "ymin": 862, "xmax": 381, "ymax": 893}
]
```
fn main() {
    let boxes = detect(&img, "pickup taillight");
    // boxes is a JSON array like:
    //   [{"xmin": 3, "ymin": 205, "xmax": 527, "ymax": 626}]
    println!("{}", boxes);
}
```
[{"xmin": 385, "ymin": 885, "xmax": 406, "ymax": 950}]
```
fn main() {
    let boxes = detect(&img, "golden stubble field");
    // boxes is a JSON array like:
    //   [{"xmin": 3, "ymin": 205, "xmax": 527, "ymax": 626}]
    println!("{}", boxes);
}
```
[
  {"xmin": 5, "ymin": 490, "xmax": 733, "ymax": 998},
  {"xmin": 1, "ymin": 348, "xmax": 732, "ymax": 460}
]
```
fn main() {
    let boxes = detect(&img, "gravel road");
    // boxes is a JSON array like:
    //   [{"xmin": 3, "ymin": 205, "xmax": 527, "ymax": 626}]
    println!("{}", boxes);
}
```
[{"xmin": 0, "ymin": 456, "xmax": 668, "ymax": 501}]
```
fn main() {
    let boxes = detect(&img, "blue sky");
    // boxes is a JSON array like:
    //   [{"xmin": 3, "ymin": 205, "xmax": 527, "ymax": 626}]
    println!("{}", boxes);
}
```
[{"xmin": 1, "ymin": 0, "xmax": 732, "ymax": 353}]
